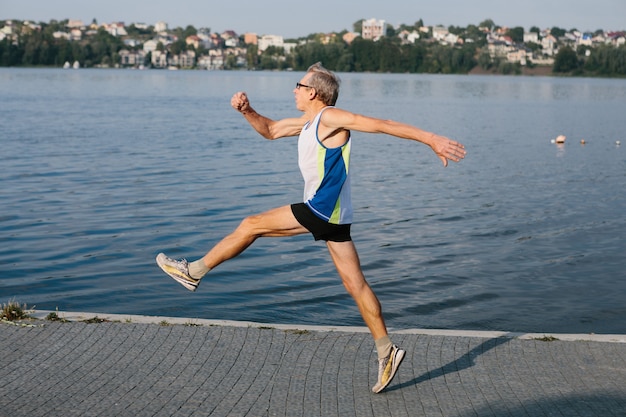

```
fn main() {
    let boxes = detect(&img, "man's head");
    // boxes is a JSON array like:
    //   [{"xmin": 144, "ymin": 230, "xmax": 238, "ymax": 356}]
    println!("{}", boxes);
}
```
[{"xmin": 303, "ymin": 62, "xmax": 340, "ymax": 106}]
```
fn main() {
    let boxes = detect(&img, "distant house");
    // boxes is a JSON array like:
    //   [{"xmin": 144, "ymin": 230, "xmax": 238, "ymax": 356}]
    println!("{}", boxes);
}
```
[
  {"xmin": 244, "ymin": 33, "xmax": 258, "ymax": 45},
  {"xmin": 608, "ymin": 32, "xmax": 626, "ymax": 46},
  {"xmin": 488, "ymin": 40, "xmax": 512, "ymax": 58},
  {"xmin": 151, "ymin": 50, "xmax": 168, "ymax": 68},
  {"xmin": 579, "ymin": 33, "xmax": 593, "ymax": 46},
  {"xmin": 154, "ymin": 21, "xmax": 168, "ymax": 33},
  {"xmin": 70, "ymin": 28, "xmax": 82, "ymax": 41},
  {"xmin": 542, "ymin": 34, "xmax": 558, "ymax": 56},
  {"xmin": 362, "ymin": 18, "xmax": 387, "ymax": 41},
  {"xmin": 398, "ymin": 30, "xmax": 420, "ymax": 44},
  {"xmin": 507, "ymin": 47, "xmax": 533, "ymax": 65},
  {"xmin": 53, "ymin": 31, "xmax": 71, "ymax": 40},
  {"xmin": 119, "ymin": 50, "xmax": 146, "ymax": 67},
  {"xmin": 258, "ymin": 34, "xmax": 284, "ymax": 52},
  {"xmin": 66, "ymin": 20, "xmax": 84, "ymax": 29},
  {"xmin": 170, "ymin": 50, "xmax": 196, "ymax": 68},
  {"xmin": 186, "ymin": 35, "xmax": 201, "ymax": 50},
  {"xmin": 342, "ymin": 32, "xmax": 360, "ymax": 45},
  {"xmin": 523, "ymin": 32, "xmax": 539, "ymax": 44},
  {"xmin": 432, "ymin": 26, "xmax": 449, "ymax": 41},
  {"xmin": 221, "ymin": 30, "xmax": 239, "ymax": 47},
  {"xmin": 143, "ymin": 40, "xmax": 159, "ymax": 53},
  {"xmin": 198, "ymin": 49, "xmax": 225, "ymax": 70},
  {"xmin": 105, "ymin": 22, "xmax": 127, "ymax": 37}
]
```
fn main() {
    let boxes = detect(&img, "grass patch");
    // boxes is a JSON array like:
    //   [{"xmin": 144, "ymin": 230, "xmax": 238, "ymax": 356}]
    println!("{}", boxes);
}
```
[
  {"xmin": 45, "ymin": 311, "xmax": 70, "ymax": 323},
  {"xmin": 285, "ymin": 329, "xmax": 310, "ymax": 335},
  {"xmin": 1, "ymin": 299, "xmax": 32, "ymax": 321},
  {"xmin": 81, "ymin": 316, "xmax": 110, "ymax": 324},
  {"xmin": 535, "ymin": 335, "xmax": 559, "ymax": 342}
]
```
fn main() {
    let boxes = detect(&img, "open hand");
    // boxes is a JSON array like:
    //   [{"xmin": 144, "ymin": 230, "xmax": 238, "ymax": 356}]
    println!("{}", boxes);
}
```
[{"xmin": 432, "ymin": 135, "xmax": 466, "ymax": 167}]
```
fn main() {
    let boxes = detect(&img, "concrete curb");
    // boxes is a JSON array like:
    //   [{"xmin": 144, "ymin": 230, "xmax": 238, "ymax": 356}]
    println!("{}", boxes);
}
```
[{"xmin": 32, "ymin": 310, "xmax": 626, "ymax": 343}]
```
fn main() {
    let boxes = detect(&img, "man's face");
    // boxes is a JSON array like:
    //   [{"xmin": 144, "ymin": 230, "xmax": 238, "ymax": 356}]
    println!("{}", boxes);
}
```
[{"xmin": 294, "ymin": 74, "xmax": 314, "ymax": 111}]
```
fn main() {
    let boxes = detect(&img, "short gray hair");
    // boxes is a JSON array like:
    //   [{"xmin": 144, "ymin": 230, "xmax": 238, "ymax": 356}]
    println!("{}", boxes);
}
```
[{"xmin": 306, "ymin": 62, "xmax": 340, "ymax": 106}]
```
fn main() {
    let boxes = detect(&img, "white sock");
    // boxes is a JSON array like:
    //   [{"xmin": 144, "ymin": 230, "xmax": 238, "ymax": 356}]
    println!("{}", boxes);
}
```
[
  {"xmin": 375, "ymin": 335, "xmax": 393, "ymax": 360},
  {"xmin": 188, "ymin": 259, "xmax": 210, "ymax": 279}
]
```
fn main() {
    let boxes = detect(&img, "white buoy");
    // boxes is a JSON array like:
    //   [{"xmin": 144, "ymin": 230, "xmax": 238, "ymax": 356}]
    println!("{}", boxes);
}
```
[{"xmin": 617, "ymin": 141, "xmax": 621, "ymax": 146}]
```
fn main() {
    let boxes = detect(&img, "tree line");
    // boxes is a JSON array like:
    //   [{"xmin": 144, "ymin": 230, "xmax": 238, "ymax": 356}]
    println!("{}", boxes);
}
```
[
  {"xmin": 253, "ymin": 37, "xmax": 478, "ymax": 75},
  {"xmin": 1, "ymin": 24, "xmax": 124, "ymax": 68},
  {"xmin": 1, "ymin": 19, "xmax": 625, "ymax": 77}
]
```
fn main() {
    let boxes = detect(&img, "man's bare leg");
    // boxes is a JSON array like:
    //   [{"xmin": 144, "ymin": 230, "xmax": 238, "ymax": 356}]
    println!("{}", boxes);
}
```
[
  {"xmin": 200, "ymin": 205, "xmax": 308, "ymax": 270},
  {"xmin": 325, "ymin": 240, "xmax": 406, "ymax": 393},
  {"xmin": 157, "ymin": 205, "xmax": 307, "ymax": 290},
  {"xmin": 325, "ymin": 240, "xmax": 388, "ymax": 340}
]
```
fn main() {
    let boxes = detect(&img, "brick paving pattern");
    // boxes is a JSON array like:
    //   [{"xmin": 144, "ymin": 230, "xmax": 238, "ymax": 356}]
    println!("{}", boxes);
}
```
[{"xmin": 1, "ymin": 318, "xmax": 625, "ymax": 416}]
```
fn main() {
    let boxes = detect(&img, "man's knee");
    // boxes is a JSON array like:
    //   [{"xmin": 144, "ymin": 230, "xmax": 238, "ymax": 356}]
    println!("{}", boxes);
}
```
[
  {"xmin": 341, "ymin": 274, "xmax": 370, "ymax": 297},
  {"xmin": 236, "ymin": 214, "xmax": 264, "ymax": 237}
]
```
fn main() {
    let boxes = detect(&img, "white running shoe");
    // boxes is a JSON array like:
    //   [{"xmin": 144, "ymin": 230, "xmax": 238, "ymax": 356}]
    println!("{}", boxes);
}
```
[
  {"xmin": 372, "ymin": 344, "xmax": 405, "ymax": 393},
  {"xmin": 156, "ymin": 253, "xmax": 200, "ymax": 292}
]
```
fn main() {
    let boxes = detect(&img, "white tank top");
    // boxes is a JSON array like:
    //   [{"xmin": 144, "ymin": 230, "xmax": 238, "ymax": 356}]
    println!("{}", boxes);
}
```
[{"xmin": 298, "ymin": 107, "xmax": 353, "ymax": 224}]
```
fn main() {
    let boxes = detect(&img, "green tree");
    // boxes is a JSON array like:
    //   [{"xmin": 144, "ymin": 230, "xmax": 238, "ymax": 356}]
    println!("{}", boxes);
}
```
[
  {"xmin": 378, "ymin": 37, "xmax": 401, "ymax": 71},
  {"xmin": 506, "ymin": 27, "xmax": 524, "ymax": 43},
  {"xmin": 478, "ymin": 51, "xmax": 492, "ymax": 70},
  {"xmin": 246, "ymin": 43, "xmax": 259, "ymax": 69},
  {"xmin": 169, "ymin": 39, "xmax": 187, "ymax": 55},
  {"xmin": 349, "ymin": 38, "xmax": 378, "ymax": 71},
  {"xmin": 553, "ymin": 46, "xmax": 579, "ymax": 73},
  {"xmin": 584, "ymin": 44, "xmax": 626, "ymax": 76},
  {"xmin": 550, "ymin": 27, "xmax": 566, "ymax": 38},
  {"xmin": 479, "ymin": 19, "xmax": 496, "ymax": 30}
]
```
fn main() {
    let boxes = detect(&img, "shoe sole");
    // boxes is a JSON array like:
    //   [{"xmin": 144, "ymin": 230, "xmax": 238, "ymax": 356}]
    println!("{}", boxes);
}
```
[
  {"xmin": 156, "ymin": 254, "xmax": 198, "ymax": 292},
  {"xmin": 373, "ymin": 348, "xmax": 406, "ymax": 393}
]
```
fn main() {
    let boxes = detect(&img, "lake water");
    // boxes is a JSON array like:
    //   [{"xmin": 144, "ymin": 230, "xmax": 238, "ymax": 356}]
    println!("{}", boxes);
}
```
[{"xmin": 1, "ymin": 68, "xmax": 625, "ymax": 334}]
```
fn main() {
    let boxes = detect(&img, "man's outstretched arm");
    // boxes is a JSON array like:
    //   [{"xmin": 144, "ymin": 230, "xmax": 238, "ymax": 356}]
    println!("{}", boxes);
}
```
[
  {"xmin": 231, "ymin": 92, "xmax": 306, "ymax": 140},
  {"xmin": 320, "ymin": 107, "xmax": 466, "ymax": 166}
]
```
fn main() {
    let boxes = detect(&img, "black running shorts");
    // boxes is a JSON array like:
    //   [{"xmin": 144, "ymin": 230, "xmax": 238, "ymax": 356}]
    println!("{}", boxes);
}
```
[{"xmin": 291, "ymin": 203, "xmax": 352, "ymax": 242}]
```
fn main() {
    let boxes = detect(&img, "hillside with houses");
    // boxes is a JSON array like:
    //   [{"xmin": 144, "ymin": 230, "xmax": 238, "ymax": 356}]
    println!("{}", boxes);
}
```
[{"xmin": 1, "ymin": 17, "xmax": 624, "ymax": 76}]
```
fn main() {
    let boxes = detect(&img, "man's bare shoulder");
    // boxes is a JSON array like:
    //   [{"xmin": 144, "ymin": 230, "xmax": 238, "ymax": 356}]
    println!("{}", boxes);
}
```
[{"xmin": 320, "ymin": 107, "xmax": 382, "ymax": 132}]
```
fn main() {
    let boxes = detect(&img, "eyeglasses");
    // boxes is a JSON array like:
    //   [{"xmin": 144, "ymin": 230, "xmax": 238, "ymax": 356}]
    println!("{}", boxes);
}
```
[{"xmin": 296, "ymin": 82, "xmax": 313, "ymax": 89}]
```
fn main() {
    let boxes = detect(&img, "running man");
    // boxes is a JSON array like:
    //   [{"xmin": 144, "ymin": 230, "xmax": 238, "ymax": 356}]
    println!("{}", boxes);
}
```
[{"xmin": 157, "ymin": 62, "xmax": 466, "ymax": 393}]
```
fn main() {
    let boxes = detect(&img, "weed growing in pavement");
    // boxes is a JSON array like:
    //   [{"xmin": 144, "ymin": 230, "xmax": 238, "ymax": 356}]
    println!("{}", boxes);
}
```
[
  {"xmin": 1, "ymin": 299, "xmax": 32, "ymax": 321},
  {"xmin": 45, "ymin": 311, "xmax": 70, "ymax": 323},
  {"xmin": 81, "ymin": 316, "xmax": 110, "ymax": 324},
  {"xmin": 285, "ymin": 329, "xmax": 310, "ymax": 335},
  {"xmin": 535, "ymin": 335, "xmax": 559, "ymax": 342}
]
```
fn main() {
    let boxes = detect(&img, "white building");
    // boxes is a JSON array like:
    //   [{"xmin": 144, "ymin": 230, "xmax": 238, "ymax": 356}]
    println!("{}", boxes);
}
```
[
  {"xmin": 154, "ymin": 21, "xmax": 168, "ymax": 33},
  {"xmin": 362, "ymin": 18, "xmax": 387, "ymax": 41},
  {"xmin": 119, "ymin": 50, "xmax": 146, "ymax": 67},
  {"xmin": 542, "ymin": 35, "xmax": 558, "ymax": 56},
  {"xmin": 143, "ymin": 40, "xmax": 159, "ymax": 53},
  {"xmin": 258, "ymin": 34, "xmax": 284, "ymax": 52},
  {"xmin": 432, "ymin": 26, "xmax": 449, "ymax": 41},
  {"xmin": 523, "ymin": 32, "xmax": 539, "ymax": 44},
  {"xmin": 398, "ymin": 30, "xmax": 420, "ymax": 44}
]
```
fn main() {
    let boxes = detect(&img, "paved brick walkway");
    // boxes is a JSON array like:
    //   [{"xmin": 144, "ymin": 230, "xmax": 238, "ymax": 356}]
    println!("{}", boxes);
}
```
[{"xmin": 1, "ymin": 312, "xmax": 625, "ymax": 416}]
